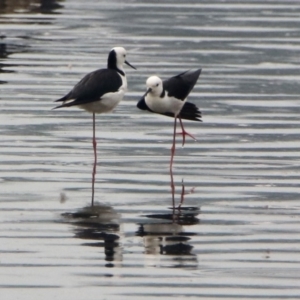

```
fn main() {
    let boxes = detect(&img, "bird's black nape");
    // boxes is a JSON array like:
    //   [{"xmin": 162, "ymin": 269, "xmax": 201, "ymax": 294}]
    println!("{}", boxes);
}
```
[{"xmin": 107, "ymin": 49, "xmax": 117, "ymax": 70}]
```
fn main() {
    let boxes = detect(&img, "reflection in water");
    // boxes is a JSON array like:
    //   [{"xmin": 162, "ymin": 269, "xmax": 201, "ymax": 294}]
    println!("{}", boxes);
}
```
[
  {"xmin": 0, "ymin": 43, "xmax": 9, "ymax": 59},
  {"xmin": 170, "ymin": 167, "xmax": 195, "ymax": 209},
  {"xmin": 135, "ymin": 167, "xmax": 200, "ymax": 267},
  {"xmin": 91, "ymin": 115, "xmax": 97, "ymax": 206},
  {"xmin": 145, "ymin": 207, "xmax": 200, "ymax": 226},
  {"xmin": 62, "ymin": 196, "xmax": 200, "ymax": 269},
  {"xmin": 0, "ymin": 0, "xmax": 63, "ymax": 14},
  {"xmin": 0, "ymin": 0, "xmax": 63, "ymax": 85},
  {"xmin": 62, "ymin": 203, "xmax": 122, "ymax": 267},
  {"xmin": 0, "ymin": 41, "xmax": 21, "ymax": 59},
  {"xmin": 0, "ymin": 42, "xmax": 17, "ymax": 83},
  {"xmin": 136, "ymin": 206, "xmax": 199, "ymax": 268},
  {"xmin": 34, "ymin": 0, "xmax": 63, "ymax": 14},
  {"xmin": 62, "ymin": 169, "xmax": 200, "ymax": 268}
]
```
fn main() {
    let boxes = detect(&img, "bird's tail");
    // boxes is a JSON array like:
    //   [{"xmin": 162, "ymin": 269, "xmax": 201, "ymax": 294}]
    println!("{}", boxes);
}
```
[
  {"xmin": 52, "ymin": 92, "xmax": 73, "ymax": 109},
  {"xmin": 52, "ymin": 103, "xmax": 67, "ymax": 110},
  {"xmin": 178, "ymin": 102, "xmax": 202, "ymax": 122},
  {"xmin": 55, "ymin": 92, "xmax": 71, "ymax": 103}
]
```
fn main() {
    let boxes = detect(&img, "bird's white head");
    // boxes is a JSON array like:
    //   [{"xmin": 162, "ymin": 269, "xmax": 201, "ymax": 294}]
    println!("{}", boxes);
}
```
[
  {"xmin": 109, "ymin": 47, "xmax": 136, "ymax": 71},
  {"xmin": 112, "ymin": 47, "xmax": 127, "ymax": 66},
  {"xmin": 146, "ymin": 76, "xmax": 163, "ymax": 97}
]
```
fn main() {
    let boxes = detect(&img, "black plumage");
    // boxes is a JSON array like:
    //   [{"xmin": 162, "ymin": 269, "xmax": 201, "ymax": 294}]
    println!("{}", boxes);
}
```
[
  {"xmin": 171, "ymin": 102, "xmax": 201, "ymax": 121},
  {"xmin": 163, "ymin": 69, "xmax": 202, "ymax": 101},
  {"xmin": 137, "ymin": 98, "xmax": 202, "ymax": 122},
  {"xmin": 54, "ymin": 69, "xmax": 122, "ymax": 109}
]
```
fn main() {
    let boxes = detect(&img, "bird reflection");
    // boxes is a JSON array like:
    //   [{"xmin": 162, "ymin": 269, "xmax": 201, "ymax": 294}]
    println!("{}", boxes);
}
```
[
  {"xmin": 136, "ymin": 200, "xmax": 200, "ymax": 268},
  {"xmin": 170, "ymin": 167, "xmax": 195, "ymax": 210},
  {"xmin": 136, "ymin": 215, "xmax": 199, "ymax": 269},
  {"xmin": 37, "ymin": 0, "xmax": 64, "ymax": 14},
  {"xmin": 62, "ymin": 203, "xmax": 122, "ymax": 267},
  {"xmin": 0, "ymin": 0, "xmax": 63, "ymax": 14},
  {"xmin": 136, "ymin": 171, "xmax": 200, "ymax": 268},
  {"xmin": 0, "ymin": 42, "xmax": 16, "ymax": 84}
]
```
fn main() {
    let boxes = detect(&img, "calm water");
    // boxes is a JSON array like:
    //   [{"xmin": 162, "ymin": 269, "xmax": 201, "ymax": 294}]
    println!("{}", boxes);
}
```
[{"xmin": 1, "ymin": 0, "xmax": 300, "ymax": 299}]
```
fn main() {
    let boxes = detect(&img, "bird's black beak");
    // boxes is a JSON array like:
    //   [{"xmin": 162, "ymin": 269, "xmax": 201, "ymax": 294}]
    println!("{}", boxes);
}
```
[
  {"xmin": 125, "ymin": 60, "xmax": 136, "ymax": 70},
  {"xmin": 144, "ymin": 88, "xmax": 151, "ymax": 97},
  {"xmin": 141, "ymin": 88, "xmax": 151, "ymax": 100},
  {"xmin": 137, "ymin": 88, "xmax": 152, "ymax": 111}
]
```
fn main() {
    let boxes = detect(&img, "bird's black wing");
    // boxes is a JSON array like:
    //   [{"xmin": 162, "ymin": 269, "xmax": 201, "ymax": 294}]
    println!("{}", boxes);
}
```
[
  {"xmin": 177, "ymin": 101, "xmax": 202, "ymax": 121},
  {"xmin": 162, "ymin": 102, "xmax": 202, "ymax": 122},
  {"xmin": 55, "ymin": 69, "xmax": 122, "ymax": 107},
  {"xmin": 163, "ymin": 69, "xmax": 201, "ymax": 101},
  {"xmin": 137, "ymin": 96, "xmax": 201, "ymax": 122},
  {"xmin": 136, "ymin": 97, "xmax": 153, "ymax": 112}
]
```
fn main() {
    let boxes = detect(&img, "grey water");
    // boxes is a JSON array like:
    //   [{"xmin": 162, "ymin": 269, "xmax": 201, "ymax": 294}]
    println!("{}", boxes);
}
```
[{"xmin": 1, "ymin": 0, "xmax": 300, "ymax": 299}]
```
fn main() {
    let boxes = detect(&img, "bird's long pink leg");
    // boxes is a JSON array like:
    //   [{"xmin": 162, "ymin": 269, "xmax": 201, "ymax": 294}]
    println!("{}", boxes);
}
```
[
  {"xmin": 169, "ymin": 117, "xmax": 177, "ymax": 212},
  {"xmin": 91, "ymin": 113, "xmax": 97, "ymax": 206},
  {"xmin": 178, "ymin": 117, "xmax": 197, "ymax": 147},
  {"xmin": 170, "ymin": 117, "xmax": 177, "ymax": 172}
]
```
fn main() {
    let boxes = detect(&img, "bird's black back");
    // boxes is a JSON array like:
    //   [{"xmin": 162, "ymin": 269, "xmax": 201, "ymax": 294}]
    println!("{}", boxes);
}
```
[
  {"xmin": 55, "ymin": 68, "xmax": 122, "ymax": 106},
  {"xmin": 163, "ymin": 69, "xmax": 201, "ymax": 101}
]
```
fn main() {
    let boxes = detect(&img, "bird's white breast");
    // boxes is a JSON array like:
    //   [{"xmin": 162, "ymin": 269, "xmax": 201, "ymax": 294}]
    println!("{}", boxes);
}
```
[
  {"xmin": 80, "ymin": 73, "xmax": 127, "ymax": 114},
  {"xmin": 145, "ymin": 94, "xmax": 185, "ymax": 116}
]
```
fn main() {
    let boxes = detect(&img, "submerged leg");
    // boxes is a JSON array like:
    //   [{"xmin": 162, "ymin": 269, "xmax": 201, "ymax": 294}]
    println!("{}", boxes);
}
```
[
  {"xmin": 178, "ymin": 179, "xmax": 196, "ymax": 209},
  {"xmin": 91, "ymin": 113, "xmax": 97, "ymax": 206},
  {"xmin": 170, "ymin": 166, "xmax": 175, "ymax": 211},
  {"xmin": 178, "ymin": 179, "xmax": 185, "ymax": 209}
]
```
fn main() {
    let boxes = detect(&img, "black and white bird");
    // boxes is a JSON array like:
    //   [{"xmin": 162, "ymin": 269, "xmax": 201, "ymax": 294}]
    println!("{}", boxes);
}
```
[
  {"xmin": 54, "ymin": 46, "xmax": 136, "ymax": 205},
  {"xmin": 137, "ymin": 69, "xmax": 202, "ymax": 169}
]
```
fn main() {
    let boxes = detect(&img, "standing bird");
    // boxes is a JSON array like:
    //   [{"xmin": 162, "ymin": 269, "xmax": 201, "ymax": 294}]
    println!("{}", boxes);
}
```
[
  {"xmin": 54, "ymin": 47, "xmax": 136, "ymax": 205},
  {"xmin": 137, "ymin": 69, "xmax": 202, "ymax": 170}
]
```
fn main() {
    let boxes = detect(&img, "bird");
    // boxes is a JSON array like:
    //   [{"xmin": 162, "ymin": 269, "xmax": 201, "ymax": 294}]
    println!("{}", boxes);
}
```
[
  {"xmin": 53, "ymin": 46, "xmax": 136, "ymax": 205},
  {"xmin": 137, "ymin": 69, "xmax": 202, "ymax": 170}
]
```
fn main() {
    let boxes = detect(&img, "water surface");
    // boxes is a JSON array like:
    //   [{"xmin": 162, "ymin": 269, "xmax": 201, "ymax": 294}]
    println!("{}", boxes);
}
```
[{"xmin": 1, "ymin": 0, "xmax": 300, "ymax": 299}]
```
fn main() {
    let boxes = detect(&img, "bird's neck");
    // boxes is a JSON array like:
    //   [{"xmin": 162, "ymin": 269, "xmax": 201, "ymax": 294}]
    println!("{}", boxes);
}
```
[
  {"xmin": 150, "ymin": 88, "xmax": 164, "ymax": 98},
  {"xmin": 119, "ymin": 72, "xmax": 127, "ymax": 90},
  {"xmin": 107, "ymin": 60, "xmax": 125, "ymax": 76},
  {"xmin": 116, "ymin": 66, "xmax": 125, "ymax": 76}
]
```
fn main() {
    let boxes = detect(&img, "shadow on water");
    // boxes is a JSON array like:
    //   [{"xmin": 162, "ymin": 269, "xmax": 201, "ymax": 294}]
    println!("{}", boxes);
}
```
[
  {"xmin": 0, "ymin": 41, "xmax": 19, "ymax": 83},
  {"xmin": 136, "ymin": 206, "xmax": 200, "ymax": 261},
  {"xmin": 62, "ymin": 200, "xmax": 200, "ymax": 268},
  {"xmin": 136, "ymin": 170, "xmax": 200, "ymax": 259},
  {"xmin": 61, "ymin": 173, "xmax": 200, "ymax": 268},
  {"xmin": 62, "ymin": 204, "xmax": 122, "ymax": 267},
  {"xmin": 0, "ymin": 0, "xmax": 63, "ymax": 14}
]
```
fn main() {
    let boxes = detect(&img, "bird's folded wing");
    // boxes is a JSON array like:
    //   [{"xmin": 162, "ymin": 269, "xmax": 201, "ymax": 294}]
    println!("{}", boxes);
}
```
[{"xmin": 55, "ymin": 69, "xmax": 122, "ymax": 107}]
